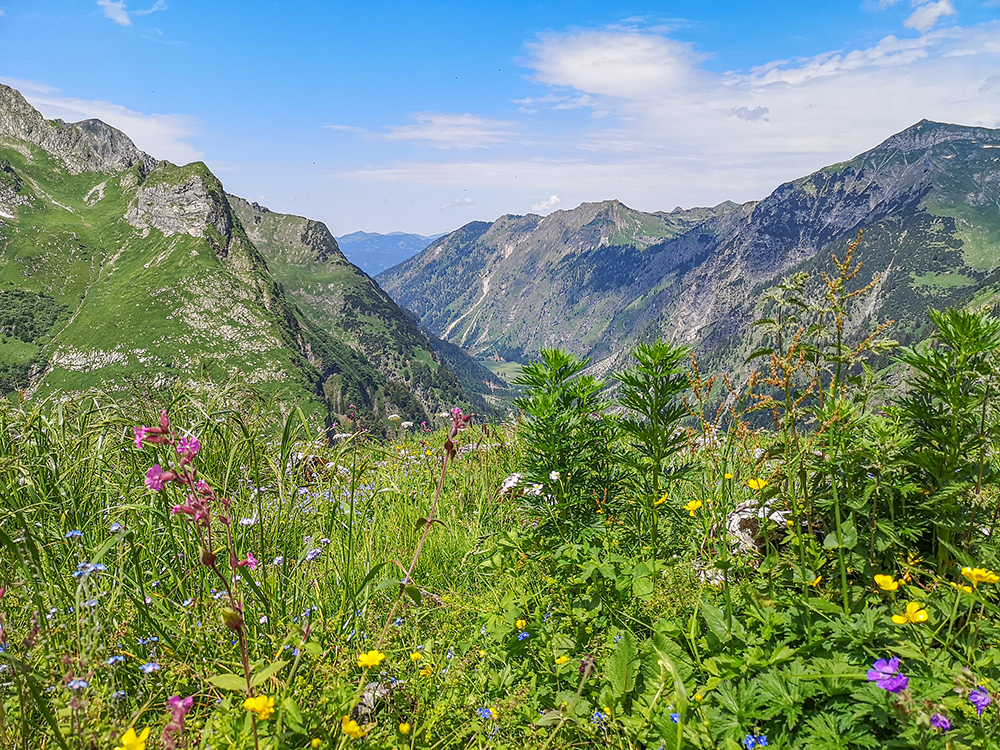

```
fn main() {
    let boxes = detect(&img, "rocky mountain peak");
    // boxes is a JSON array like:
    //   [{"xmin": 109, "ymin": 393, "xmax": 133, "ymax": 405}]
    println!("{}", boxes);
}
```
[
  {"xmin": 873, "ymin": 118, "xmax": 1000, "ymax": 155},
  {"xmin": 0, "ymin": 84, "xmax": 156, "ymax": 175}
]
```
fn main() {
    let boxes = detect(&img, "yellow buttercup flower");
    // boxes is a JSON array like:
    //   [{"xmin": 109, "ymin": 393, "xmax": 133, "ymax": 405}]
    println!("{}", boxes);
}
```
[
  {"xmin": 950, "ymin": 581, "xmax": 974, "ymax": 594},
  {"xmin": 515, "ymin": 619, "xmax": 527, "ymax": 630},
  {"xmin": 724, "ymin": 473, "xmax": 733, "ymax": 480},
  {"xmin": 874, "ymin": 574, "xmax": 900, "ymax": 592},
  {"xmin": 683, "ymin": 499, "xmax": 702, "ymax": 516},
  {"xmin": 114, "ymin": 727, "xmax": 151, "ymax": 750},
  {"xmin": 555, "ymin": 655, "xmax": 570, "ymax": 665},
  {"xmin": 961, "ymin": 567, "xmax": 1000, "ymax": 587},
  {"xmin": 410, "ymin": 651, "xmax": 422, "ymax": 662},
  {"xmin": 654, "ymin": 491, "xmax": 669, "ymax": 506},
  {"xmin": 810, "ymin": 575, "xmax": 822, "ymax": 587},
  {"xmin": 747, "ymin": 478, "xmax": 769, "ymax": 490},
  {"xmin": 243, "ymin": 695, "xmax": 275, "ymax": 721},
  {"xmin": 891, "ymin": 601, "xmax": 929, "ymax": 625},
  {"xmin": 399, "ymin": 722, "xmax": 412, "ymax": 735},
  {"xmin": 357, "ymin": 650, "xmax": 385, "ymax": 669},
  {"xmin": 311, "ymin": 740, "xmax": 322, "ymax": 749},
  {"xmin": 478, "ymin": 650, "xmax": 487, "ymax": 657},
  {"xmin": 341, "ymin": 715, "xmax": 365, "ymax": 739},
  {"xmin": 419, "ymin": 663, "xmax": 433, "ymax": 677}
]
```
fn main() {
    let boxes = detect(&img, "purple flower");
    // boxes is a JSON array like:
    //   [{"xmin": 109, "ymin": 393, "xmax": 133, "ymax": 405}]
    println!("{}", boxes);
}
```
[
  {"xmin": 970, "ymin": 686, "xmax": 991, "ymax": 715},
  {"xmin": 305, "ymin": 548, "xmax": 322, "ymax": 562},
  {"xmin": 176, "ymin": 437, "xmax": 201, "ymax": 459},
  {"xmin": 866, "ymin": 657, "xmax": 909, "ymax": 693},
  {"xmin": 139, "ymin": 662, "xmax": 160, "ymax": 674},
  {"xmin": 67, "ymin": 679, "xmax": 88, "ymax": 690},
  {"xmin": 145, "ymin": 464, "xmax": 167, "ymax": 491},
  {"xmin": 134, "ymin": 425, "xmax": 149, "ymax": 449},
  {"xmin": 931, "ymin": 713, "xmax": 951, "ymax": 732},
  {"xmin": 65, "ymin": 530, "xmax": 82, "ymax": 539},
  {"xmin": 518, "ymin": 631, "xmax": 529, "ymax": 641},
  {"xmin": 163, "ymin": 694, "xmax": 194, "ymax": 750}
]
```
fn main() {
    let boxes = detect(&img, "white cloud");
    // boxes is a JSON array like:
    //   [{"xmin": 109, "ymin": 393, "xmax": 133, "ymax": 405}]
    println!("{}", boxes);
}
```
[
  {"xmin": 340, "ymin": 20, "xmax": 1000, "ymax": 227},
  {"xmin": 731, "ymin": 106, "xmax": 769, "ymax": 121},
  {"xmin": 4, "ymin": 77, "xmax": 202, "ymax": 164},
  {"xmin": 904, "ymin": 0, "xmax": 956, "ymax": 32},
  {"xmin": 525, "ymin": 31, "xmax": 706, "ymax": 100},
  {"xmin": 440, "ymin": 197, "xmax": 476, "ymax": 210},
  {"xmin": 383, "ymin": 113, "xmax": 515, "ymax": 149},
  {"xmin": 96, "ymin": 0, "xmax": 167, "ymax": 27},
  {"xmin": 530, "ymin": 195, "xmax": 562, "ymax": 211},
  {"xmin": 98, "ymin": 0, "xmax": 131, "ymax": 26},
  {"xmin": 0, "ymin": 10, "xmax": 6, "ymax": 17}
]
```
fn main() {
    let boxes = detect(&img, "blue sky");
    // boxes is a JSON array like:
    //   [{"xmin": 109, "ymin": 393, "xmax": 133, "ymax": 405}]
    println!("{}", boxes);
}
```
[{"xmin": 3, "ymin": 1, "xmax": 1000, "ymax": 234}]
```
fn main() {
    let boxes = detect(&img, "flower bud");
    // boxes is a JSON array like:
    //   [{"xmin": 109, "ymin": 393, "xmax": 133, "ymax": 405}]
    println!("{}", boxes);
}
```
[{"xmin": 221, "ymin": 607, "xmax": 244, "ymax": 632}]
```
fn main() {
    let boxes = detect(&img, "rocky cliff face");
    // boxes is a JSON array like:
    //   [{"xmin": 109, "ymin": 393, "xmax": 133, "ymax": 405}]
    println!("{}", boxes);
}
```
[
  {"xmin": 379, "ymin": 120, "xmax": 1000, "ymax": 378},
  {"xmin": 0, "ymin": 84, "xmax": 155, "ymax": 175}
]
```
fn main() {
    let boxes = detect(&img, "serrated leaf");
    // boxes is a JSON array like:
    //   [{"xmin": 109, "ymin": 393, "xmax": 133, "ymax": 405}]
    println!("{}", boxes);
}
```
[
  {"xmin": 207, "ymin": 673, "xmax": 248, "ymax": 692},
  {"xmin": 606, "ymin": 631, "xmax": 639, "ymax": 699},
  {"xmin": 250, "ymin": 659, "xmax": 288, "ymax": 688},
  {"xmin": 632, "ymin": 575, "xmax": 654, "ymax": 599}
]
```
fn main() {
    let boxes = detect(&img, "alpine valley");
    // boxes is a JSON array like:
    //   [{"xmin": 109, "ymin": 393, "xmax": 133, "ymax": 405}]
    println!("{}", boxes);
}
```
[
  {"xmin": 0, "ymin": 83, "xmax": 506, "ymax": 430},
  {"xmin": 378, "ymin": 120, "xmax": 1000, "ymax": 380}
]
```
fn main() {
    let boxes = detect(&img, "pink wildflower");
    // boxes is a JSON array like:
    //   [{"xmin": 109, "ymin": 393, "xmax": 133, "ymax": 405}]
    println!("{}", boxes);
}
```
[
  {"xmin": 163, "ymin": 694, "xmax": 194, "ymax": 750},
  {"xmin": 146, "ymin": 464, "xmax": 168, "ymax": 491},
  {"xmin": 134, "ymin": 425, "xmax": 149, "ymax": 449},
  {"xmin": 177, "ymin": 437, "xmax": 201, "ymax": 462},
  {"xmin": 236, "ymin": 552, "xmax": 258, "ymax": 571}
]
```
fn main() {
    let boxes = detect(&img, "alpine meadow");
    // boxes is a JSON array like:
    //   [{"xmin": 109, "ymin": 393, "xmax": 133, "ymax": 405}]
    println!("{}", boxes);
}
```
[{"xmin": 4, "ymin": 3, "xmax": 1000, "ymax": 749}]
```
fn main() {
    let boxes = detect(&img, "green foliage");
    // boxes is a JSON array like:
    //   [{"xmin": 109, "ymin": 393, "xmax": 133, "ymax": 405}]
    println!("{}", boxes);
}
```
[
  {"xmin": 513, "ymin": 348, "xmax": 623, "ymax": 528},
  {"xmin": 4, "ymin": 249, "xmax": 1000, "ymax": 749}
]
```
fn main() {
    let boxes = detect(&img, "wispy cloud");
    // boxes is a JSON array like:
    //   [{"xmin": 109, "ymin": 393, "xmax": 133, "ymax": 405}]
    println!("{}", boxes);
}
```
[
  {"xmin": 383, "ymin": 113, "xmax": 516, "ymax": 150},
  {"xmin": 97, "ymin": 0, "xmax": 131, "ymax": 26},
  {"xmin": 97, "ymin": 0, "xmax": 167, "ymax": 27},
  {"xmin": 323, "ymin": 124, "xmax": 367, "ymax": 134},
  {"xmin": 3, "ymin": 77, "xmax": 201, "ymax": 164},
  {"xmin": 904, "ymin": 0, "xmax": 956, "ymax": 32},
  {"xmin": 440, "ymin": 197, "xmax": 476, "ymax": 210},
  {"xmin": 530, "ymin": 195, "xmax": 562, "ymax": 211},
  {"xmin": 133, "ymin": 0, "xmax": 167, "ymax": 16}
]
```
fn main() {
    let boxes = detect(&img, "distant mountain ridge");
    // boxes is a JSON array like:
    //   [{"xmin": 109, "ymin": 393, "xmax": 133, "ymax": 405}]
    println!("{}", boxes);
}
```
[
  {"xmin": 336, "ymin": 230, "xmax": 443, "ymax": 274},
  {"xmin": 0, "ymin": 83, "xmax": 500, "ymax": 427},
  {"xmin": 378, "ymin": 120, "xmax": 1000, "ymax": 378}
]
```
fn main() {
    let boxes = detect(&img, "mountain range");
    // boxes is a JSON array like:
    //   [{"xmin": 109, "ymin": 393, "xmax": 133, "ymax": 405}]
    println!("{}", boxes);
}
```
[
  {"xmin": 336, "ymin": 231, "xmax": 443, "ymax": 275},
  {"xmin": 0, "ymin": 83, "xmax": 505, "ymax": 430},
  {"xmin": 378, "ymin": 120, "xmax": 1000, "ymax": 380}
]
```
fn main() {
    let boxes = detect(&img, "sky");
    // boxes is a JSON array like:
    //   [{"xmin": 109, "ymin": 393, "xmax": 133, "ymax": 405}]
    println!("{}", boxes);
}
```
[{"xmin": 2, "ymin": 1, "xmax": 1000, "ymax": 235}]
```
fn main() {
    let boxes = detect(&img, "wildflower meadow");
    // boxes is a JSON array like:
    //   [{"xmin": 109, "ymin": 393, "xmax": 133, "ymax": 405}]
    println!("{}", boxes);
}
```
[{"xmin": 3, "ymin": 244, "xmax": 1000, "ymax": 749}]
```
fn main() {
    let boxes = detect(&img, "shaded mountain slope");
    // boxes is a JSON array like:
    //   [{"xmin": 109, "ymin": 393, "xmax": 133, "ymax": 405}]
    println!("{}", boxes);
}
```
[{"xmin": 379, "ymin": 121, "xmax": 1000, "ymax": 377}]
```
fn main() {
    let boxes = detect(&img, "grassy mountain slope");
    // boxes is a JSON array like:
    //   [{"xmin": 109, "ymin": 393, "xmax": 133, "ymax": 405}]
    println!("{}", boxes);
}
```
[
  {"xmin": 378, "ymin": 121, "xmax": 1000, "ymax": 377},
  {"xmin": 0, "ymin": 83, "xmax": 493, "ymax": 425},
  {"xmin": 228, "ymin": 195, "xmax": 506, "ymax": 415}
]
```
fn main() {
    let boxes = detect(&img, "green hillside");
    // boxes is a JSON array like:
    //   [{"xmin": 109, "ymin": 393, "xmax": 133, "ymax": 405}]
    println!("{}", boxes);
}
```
[{"xmin": 0, "ymin": 83, "xmax": 491, "ymax": 429}]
